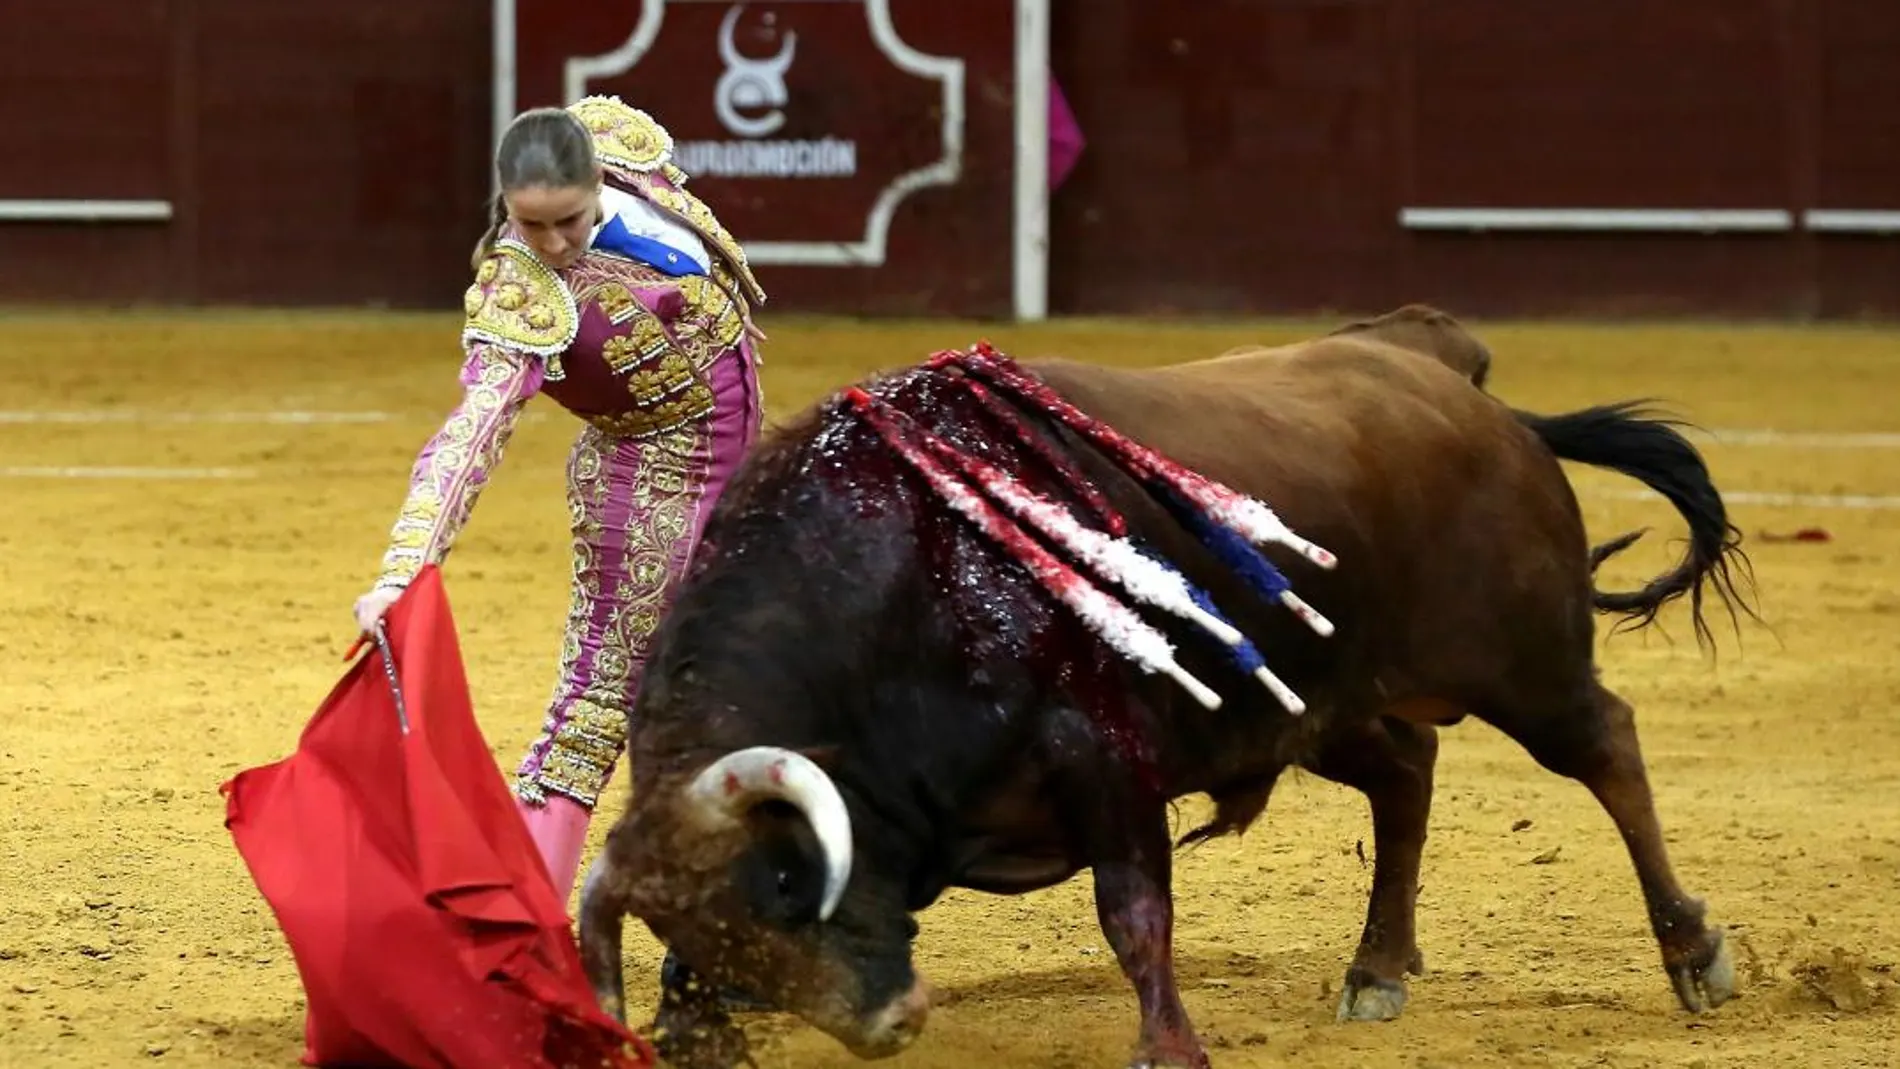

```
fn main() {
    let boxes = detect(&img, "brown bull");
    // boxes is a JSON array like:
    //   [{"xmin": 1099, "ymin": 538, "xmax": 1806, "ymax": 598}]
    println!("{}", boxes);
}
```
[{"xmin": 575, "ymin": 307, "xmax": 1754, "ymax": 1069}]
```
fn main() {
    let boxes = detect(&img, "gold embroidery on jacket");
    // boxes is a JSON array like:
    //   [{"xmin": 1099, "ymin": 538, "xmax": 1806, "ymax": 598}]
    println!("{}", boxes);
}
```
[{"xmin": 462, "ymin": 240, "xmax": 579, "ymax": 356}]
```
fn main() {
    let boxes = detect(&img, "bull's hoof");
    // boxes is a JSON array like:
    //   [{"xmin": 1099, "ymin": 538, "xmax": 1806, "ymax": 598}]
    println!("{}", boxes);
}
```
[
  {"xmin": 650, "ymin": 1016, "xmax": 751, "ymax": 1069},
  {"xmin": 1668, "ymin": 927, "xmax": 1737, "ymax": 1014},
  {"xmin": 1126, "ymin": 1038, "xmax": 1212, "ymax": 1069},
  {"xmin": 660, "ymin": 949, "xmax": 773, "ymax": 1014},
  {"xmin": 1335, "ymin": 967, "xmax": 1409, "ymax": 1023},
  {"xmin": 1127, "ymin": 1054, "xmax": 1211, "ymax": 1069}
]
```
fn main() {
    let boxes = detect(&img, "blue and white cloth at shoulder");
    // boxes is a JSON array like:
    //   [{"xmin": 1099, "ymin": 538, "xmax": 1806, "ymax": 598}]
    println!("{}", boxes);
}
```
[{"xmin": 590, "ymin": 185, "xmax": 712, "ymax": 278}]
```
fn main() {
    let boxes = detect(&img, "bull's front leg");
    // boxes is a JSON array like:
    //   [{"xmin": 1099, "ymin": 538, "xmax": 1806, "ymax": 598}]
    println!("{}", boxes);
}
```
[
  {"xmin": 577, "ymin": 853, "xmax": 631, "ymax": 1023},
  {"xmin": 1092, "ymin": 806, "xmax": 1210, "ymax": 1069},
  {"xmin": 580, "ymin": 843, "xmax": 752, "ymax": 1068}
]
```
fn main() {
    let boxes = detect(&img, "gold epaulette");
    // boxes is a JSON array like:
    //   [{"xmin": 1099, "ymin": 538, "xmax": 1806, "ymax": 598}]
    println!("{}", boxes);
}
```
[
  {"xmin": 567, "ymin": 95, "xmax": 766, "ymax": 308},
  {"xmin": 568, "ymin": 95, "xmax": 674, "ymax": 174},
  {"xmin": 462, "ymin": 240, "xmax": 580, "ymax": 356}
]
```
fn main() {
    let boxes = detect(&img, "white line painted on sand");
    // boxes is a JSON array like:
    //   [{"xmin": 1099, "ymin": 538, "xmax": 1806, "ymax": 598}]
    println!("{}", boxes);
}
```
[
  {"xmin": 1, "ymin": 462, "xmax": 1890, "ymax": 508},
  {"xmin": 0, "ymin": 466, "xmax": 257, "ymax": 479},
  {"xmin": 0, "ymin": 410, "xmax": 393, "ymax": 425},
  {"xmin": 0, "ymin": 411, "xmax": 1889, "ymax": 445},
  {"xmin": 1702, "ymin": 428, "xmax": 1900, "ymax": 449},
  {"xmin": 1589, "ymin": 487, "xmax": 1900, "ymax": 511}
]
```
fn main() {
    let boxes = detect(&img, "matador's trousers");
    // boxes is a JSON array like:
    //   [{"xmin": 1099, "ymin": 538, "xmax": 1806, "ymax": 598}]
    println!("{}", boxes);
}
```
[{"xmin": 511, "ymin": 344, "xmax": 762, "ymax": 809}]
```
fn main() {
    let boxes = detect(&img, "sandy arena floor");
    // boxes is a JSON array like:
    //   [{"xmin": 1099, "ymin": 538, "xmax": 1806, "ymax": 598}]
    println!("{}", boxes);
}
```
[{"xmin": 0, "ymin": 311, "xmax": 1896, "ymax": 1069}]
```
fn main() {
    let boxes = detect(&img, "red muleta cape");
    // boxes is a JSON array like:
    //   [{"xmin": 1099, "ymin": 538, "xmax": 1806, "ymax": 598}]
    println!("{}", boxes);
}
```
[{"xmin": 222, "ymin": 565, "xmax": 651, "ymax": 1069}]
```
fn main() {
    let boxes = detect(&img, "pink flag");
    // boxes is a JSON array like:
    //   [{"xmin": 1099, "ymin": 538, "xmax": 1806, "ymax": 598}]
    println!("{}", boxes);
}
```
[{"xmin": 1049, "ymin": 79, "xmax": 1085, "ymax": 192}]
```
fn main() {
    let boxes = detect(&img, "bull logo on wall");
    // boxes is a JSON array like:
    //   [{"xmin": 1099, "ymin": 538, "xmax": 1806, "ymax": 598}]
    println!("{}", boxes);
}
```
[
  {"xmin": 546, "ymin": 0, "xmax": 971, "ymax": 269},
  {"xmin": 715, "ymin": 5, "xmax": 796, "ymax": 139}
]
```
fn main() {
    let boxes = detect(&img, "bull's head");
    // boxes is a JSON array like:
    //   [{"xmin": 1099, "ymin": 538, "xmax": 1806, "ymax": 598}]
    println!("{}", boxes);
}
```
[{"xmin": 579, "ymin": 742, "xmax": 931, "ymax": 1064}]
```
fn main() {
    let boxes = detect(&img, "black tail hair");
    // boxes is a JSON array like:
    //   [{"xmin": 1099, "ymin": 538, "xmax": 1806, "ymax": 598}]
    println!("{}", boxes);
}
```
[{"xmin": 1515, "ymin": 401, "xmax": 1759, "ymax": 650}]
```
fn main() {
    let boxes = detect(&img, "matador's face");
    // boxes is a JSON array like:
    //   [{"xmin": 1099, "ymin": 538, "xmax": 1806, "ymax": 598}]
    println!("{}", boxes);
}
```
[{"xmin": 505, "ymin": 182, "xmax": 600, "ymax": 270}]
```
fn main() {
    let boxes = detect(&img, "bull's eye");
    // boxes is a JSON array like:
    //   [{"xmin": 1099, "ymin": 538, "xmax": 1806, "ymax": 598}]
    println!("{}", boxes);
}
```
[{"xmin": 736, "ymin": 826, "xmax": 824, "ymax": 928}]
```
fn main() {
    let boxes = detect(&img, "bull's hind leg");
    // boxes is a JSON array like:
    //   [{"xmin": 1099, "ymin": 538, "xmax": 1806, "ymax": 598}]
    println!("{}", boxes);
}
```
[
  {"xmin": 1489, "ymin": 682, "xmax": 1735, "ymax": 1013},
  {"xmin": 1308, "ymin": 716, "xmax": 1438, "ymax": 1023}
]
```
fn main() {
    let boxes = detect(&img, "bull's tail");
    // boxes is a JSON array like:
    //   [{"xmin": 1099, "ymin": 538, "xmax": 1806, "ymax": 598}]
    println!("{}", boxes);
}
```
[{"xmin": 1514, "ymin": 401, "xmax": 1759, "ymax": 649}]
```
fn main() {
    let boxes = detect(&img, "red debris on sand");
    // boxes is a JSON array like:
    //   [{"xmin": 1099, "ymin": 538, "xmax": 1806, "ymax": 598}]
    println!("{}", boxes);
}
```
[{"xmin": 1759, "ymin": 527, "xmax": 1831, "ymax": 544}]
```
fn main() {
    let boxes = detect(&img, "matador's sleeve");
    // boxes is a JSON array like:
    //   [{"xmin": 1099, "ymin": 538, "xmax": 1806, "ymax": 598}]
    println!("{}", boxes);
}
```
[
  {"xmin": 371, "ymin": 240, "xmax": 579, "ymax": 591},
  {"xmin": 371, "ymin": 343, "xmax": 546, "ymax": 591}
]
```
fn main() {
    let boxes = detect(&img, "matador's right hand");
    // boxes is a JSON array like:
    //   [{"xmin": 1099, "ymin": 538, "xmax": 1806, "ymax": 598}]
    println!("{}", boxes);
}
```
[{"xmin": 352, "ymin": 587, "xmax": 404, "ymax": 635}]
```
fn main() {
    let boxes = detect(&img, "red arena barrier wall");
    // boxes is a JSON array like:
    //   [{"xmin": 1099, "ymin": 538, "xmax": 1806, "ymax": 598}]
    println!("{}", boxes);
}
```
[
  {"xmin": 506, "ymin": 0, "xmax": 1050, "ymax": 320},
  {"xmin": 4, "ymin": 0, "xmax": 1897, "ymax": 318}
]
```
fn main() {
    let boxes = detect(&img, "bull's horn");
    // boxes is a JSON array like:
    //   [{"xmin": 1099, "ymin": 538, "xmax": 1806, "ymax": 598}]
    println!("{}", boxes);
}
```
[{"xmin": 684, "ymin": 746, "xmax": 854, "ymax": 922}]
